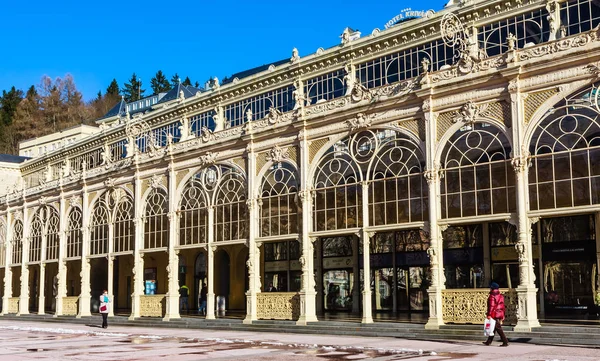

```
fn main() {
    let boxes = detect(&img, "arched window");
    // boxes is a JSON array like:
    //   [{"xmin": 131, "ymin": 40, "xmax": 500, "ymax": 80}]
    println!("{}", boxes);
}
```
[
  {"xmin": 259, "ymin": 162, "xmax": 299, "ymax": 237},
  {"xmin": 143, "ymin": 188, "xmax": 169, "ymax": 249},
  {"xmin": 312, "ymin": 134, "xmax": 365, "ymax": 232},
  {"xmin": 45, "ymin": 207, "xmax": 60, "ymax": 261},
  {"xmin": 90, "ymin": 194, "xmax": 109, "ymax": 255},
  {"xmin": 529, "ymin": 83, "xmax": 600, "ymax": 210},
  {"xmin": 66, "ymin": 207, "xmax": 82, "ymax": 258},
  {"xmin": 441, "ymin": 123, "xmax": 515, "ymax": 218},
  {"xmin": 214, "ymin": 166, "xmax": 247, "ymax": 242},
  {"xmin": 11, "ymin": 220, "xmax": 23, "ymax": 265},
  {"xmin": 29, "ymin": 210, "xmax": 44, "ymax": 263},
  {"xmin": 179, "ymin": 175, "xmax": 209, "ymax": 246},
  {"xmin": 113, "ymin": 190, "xmax": 134, "ymax": 253},
  {"xmin": 369, "ymin": 131, "xmax": 427, "ymax": 226}
]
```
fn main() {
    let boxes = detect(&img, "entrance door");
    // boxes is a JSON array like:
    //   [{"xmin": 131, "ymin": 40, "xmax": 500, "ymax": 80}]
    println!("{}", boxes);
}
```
[
  {"xmin": 372, "ymin": 268, "xmax": 394, "ymax": 311},
  {"xmin": 396, "ymin": 266, "xmax": 429, "ymax": 312},
  {"xmin": 323, "ymin": 270, "xmax": 354, "ymax": 311}
]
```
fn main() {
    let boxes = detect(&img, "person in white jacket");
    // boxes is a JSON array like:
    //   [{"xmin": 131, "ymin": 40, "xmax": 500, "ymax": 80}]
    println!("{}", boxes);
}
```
[{"xmin": 99, "ymin": 290, "xmax": 109, "ymax": 329}]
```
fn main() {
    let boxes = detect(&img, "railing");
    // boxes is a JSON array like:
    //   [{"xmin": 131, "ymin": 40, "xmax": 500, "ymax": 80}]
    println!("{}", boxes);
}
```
[
  {"xmin": 442, "ymin": 288, "xmax": 518, "ymax": 325},
  {"xmin": 257, "ymin": 292, "xmax": 300, "ymax": 321},
  {"xmin": 139, "ymin": 295, "xmax": 165, "ymax": 317},
  {"xmin": 62, "ymin": 296, "xmax": 79, "ymax": 316},
  {"xmin": 8, "ymin": 297, "xmax": 19, "ymax": 314}
]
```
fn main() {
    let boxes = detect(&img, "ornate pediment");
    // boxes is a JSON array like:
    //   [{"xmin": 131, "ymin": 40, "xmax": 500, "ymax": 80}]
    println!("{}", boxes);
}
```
[
  {"xmin": 453, "ymin": 101, "xmax": 489, "ymax": 124},
  {"xmin": 199, "ymin": 152, "xmax": 218, "ymax": 167},
  {"xmin": 346, "ymin": 112, "xmax": 374, "ymax": 131},
  {"xmin": 266, "ymin": 145, "xmax": 290, "ymax": 164}
]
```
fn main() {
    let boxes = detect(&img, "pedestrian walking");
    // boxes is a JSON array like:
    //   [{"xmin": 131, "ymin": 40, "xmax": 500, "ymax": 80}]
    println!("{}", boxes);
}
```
[
  {"xmin": 199, "ymin": 284, "xmax": 207, "ymax": 316},
  {"xmin": 179, "ymin": 284, "xmax": 190, "ymax": 313},
  {"xmin": 483, "ymin": 282, "xmax": 509, "ymax": 347},
  {"xmin": 99, "ymin": 289, "xmax": 110, "ymax": 329}
]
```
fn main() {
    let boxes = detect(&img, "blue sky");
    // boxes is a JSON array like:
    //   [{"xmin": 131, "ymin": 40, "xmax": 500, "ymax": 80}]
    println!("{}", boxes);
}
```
[{"xmin": 0, "ymin": 0, "xmax": 446, "ymax": 101}]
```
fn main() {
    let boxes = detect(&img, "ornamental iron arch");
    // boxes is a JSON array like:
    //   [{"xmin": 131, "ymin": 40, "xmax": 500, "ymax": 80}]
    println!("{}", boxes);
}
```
[
  {"xmin": 369, "ymin": 130, "xmax": 428, "ymax": 226},
  {"xmin": 11, "ymin": 219, "xmax": 23, "ymax": 265},
  {"xmin": 66, "ymin": 206, "xmax": 82, "ymax": 259},
  {"xmin": 213, "ymin": 165, "xmax": 247, "ymax": 242},
  {"xmin": 529, "ymin": 82, "xmax": 600, "ymax": 210},
  {"xmin": 179, "ymin": 172, "xmax": 210, "ymax": 246},
  {"xmin": 90, "ymin": 188, "xmax": 134, "ymax": 255},
  {"xmin": 259, "ymin": 161, "xmax": 300, "ymax": 237},
  {"xmin": 440, "ymin": 122, "xmax": 515, "ymax": 219},
  {"xmin": 28, "ymin": 205, "xmax": 60, "ymax": 263},
  {"xmin": 143, "ymin": 187, "xmax": 169, "ymax": 249},
  {"xmin": 179, "ymin": 164, "xmax": 247, "ymax": 244},
  {"xmin": 312, "ymin": 128, "xmax": 426, "ymax": 231}
]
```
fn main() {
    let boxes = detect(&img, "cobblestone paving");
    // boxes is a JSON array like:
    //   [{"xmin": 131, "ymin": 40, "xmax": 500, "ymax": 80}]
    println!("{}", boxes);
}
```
[{"xmin": 0, "ymin": 320, "xmax": 599, "ymax": 360}]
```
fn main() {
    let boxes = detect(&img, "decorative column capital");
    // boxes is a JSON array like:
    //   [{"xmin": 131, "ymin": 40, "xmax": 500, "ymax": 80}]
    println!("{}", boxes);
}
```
[
  {"xmin": 511, "ymin": 148, "xmax": 531, "ymax": 173},
  {"xmin": 424, "ymin": 164, "xmax": 444, "ymax": 184}
]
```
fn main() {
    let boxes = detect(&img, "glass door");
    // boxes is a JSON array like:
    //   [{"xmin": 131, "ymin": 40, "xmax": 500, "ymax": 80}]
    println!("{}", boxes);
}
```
[
  {"xmin": 408, "ymin": 266, "xmax": 429, "ymax": 311},
  {"xmin": 372, "ymin": 268, "xmax": 394, "ymax": 311},
  {"xmin": 323, "ymin": 270, "xmax": 354, "ymax": 311},
  {"xmin": 396, "ymin": 268, "xmax": 409, "ymax": 311}
]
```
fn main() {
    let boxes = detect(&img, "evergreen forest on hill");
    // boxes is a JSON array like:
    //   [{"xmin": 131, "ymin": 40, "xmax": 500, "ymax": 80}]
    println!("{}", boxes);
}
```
[{"xmin": 0, "ymin": 71, "xmax": 200, "ymax": 155}]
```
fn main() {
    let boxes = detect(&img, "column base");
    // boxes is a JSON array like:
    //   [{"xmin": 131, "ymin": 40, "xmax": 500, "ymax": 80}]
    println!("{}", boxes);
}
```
[
  {"xmin": 361, "ymin": 291, "xmax": 373, "ymax": 324},
  {"xmin": 514, "ymin": 285, "xmax": 541, "ymax": 332},
  {"xmin": 425, "ymin": 316, "xmax": 444, "ymax": 330},
  {"xmin": 425, "ymin": 286, "xmax": 444, "ymax": 330},
  {"xmin": 513, "ymin": 319, "xmax": 541, "ymax": 332},
  {"xmin": 163, "ymin": 313, "xmax": 181, "ymax": 321},
  {"xmin": 296, "ymin": 291, "xmax": 318, "ymax": 325}
]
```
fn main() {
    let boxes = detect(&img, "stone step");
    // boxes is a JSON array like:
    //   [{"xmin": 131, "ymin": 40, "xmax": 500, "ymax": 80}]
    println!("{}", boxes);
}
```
[{"xmin": 3, "ymin": 314, "xmax": 600, "ymax": 347}]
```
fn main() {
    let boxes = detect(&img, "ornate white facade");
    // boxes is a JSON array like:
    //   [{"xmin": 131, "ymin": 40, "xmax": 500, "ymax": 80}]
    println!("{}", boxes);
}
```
[{"xmin": 1, "ymin": 0, "xmax": 600, "ymax": 331}]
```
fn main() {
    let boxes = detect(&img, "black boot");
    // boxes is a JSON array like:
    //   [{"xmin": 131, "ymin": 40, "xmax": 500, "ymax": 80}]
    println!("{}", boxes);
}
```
[{"xmin": 483, "ymin": 336, "xmax": 493, "ymax": 345}]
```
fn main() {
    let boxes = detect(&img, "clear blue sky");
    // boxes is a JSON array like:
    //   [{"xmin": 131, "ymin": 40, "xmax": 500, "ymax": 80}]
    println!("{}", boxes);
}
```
[{"xmin": 0, "ymin": 0, "xmax": 446, "ymax": 101}]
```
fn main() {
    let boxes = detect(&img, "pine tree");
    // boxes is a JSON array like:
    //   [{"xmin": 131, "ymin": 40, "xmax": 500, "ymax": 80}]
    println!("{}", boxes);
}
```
[
  {"xmin": 182, "ymin": 76, "xmax": 192, "ymax": 87},
  {"xmin": 122, "ymin": 73, "xmax": 145, "ymax": 102},
  {"xmin": 106, "ymin": 79, "xmax": 120, "ymax": 97},
  {"xmin": 194, "ymin": 81, "xmax": 200, "ymax": 88},
  {"xmin": 150, "ymin": 70, "xmax": 172, "ymax": 95},
  {"xmin": 170, "ymin": 73, "xmax": 181, "ymax": 87},
  {"xmin": 0, "ymin": 86, "xmax": 24, "ymax": 126}
]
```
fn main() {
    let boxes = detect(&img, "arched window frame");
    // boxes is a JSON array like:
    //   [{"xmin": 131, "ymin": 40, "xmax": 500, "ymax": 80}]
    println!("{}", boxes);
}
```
[
  {"xmin": 143, "ymin": 187, "xmax": 169, "ymax": 250},
  {"xmin": 45, "ymin": 207, "xmax": 60, "ymax": 261},
  {"xmin": 213, "ymin": 166, "xmax": 247, "ymax": 242},
  {"xmin": 179, "ymin": 173, "xmax": 210, "ymax": 246},
  {"xmin": 90, "ymin": 193, "xmax": 110, "ymax": 255},
  {"xmin": 66, "ymin": 206, "xmax": 82, "ymax": 259},
  {"xmin": 368, "ymin": 130, "xmax": 428, "ymax": 226},
  {"xmin": 440, "ymin": 122, "xmax": 515, "ymax": 219},
  {"xmin": 528, "ymin": 82, "xmax": 600, "ymax": 210},
  {"xmin": 11, "ymin": 219, "xmax": 23, "ymax": 265},
  {"xmin": 258, "ymin": 161, "xmax": 299, "ymax": 237},
  {"xmin": 113, "ymin": 190, "xmax": 134, "ymax": 253}
]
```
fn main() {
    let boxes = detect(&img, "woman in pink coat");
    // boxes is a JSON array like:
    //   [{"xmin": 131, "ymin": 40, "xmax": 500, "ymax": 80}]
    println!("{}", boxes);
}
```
[{"xmin": 483, "ymin": 282, "xmax": 509, "ymax": 347}]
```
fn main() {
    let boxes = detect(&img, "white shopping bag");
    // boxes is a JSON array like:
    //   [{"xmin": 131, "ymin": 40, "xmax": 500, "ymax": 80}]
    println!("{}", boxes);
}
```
[{"xmin": 483, "ymin": 318, "xmax": 496, "ymax": 337}]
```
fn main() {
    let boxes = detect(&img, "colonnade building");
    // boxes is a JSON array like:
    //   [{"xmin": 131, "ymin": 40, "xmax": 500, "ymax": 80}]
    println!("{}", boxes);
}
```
[{"xmin": 2, "ymin": 0, "xmax": 600, "ymax": 331}]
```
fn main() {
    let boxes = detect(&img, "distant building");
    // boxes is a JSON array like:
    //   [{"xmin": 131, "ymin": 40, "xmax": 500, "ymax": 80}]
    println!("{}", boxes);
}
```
[
  {"xmin": 19, "ymin": 125, "xmax": 101, "ymax": 158},
  {"xmin": 0, "ymin": 154, "xmax": 28, "ymax": 196}
]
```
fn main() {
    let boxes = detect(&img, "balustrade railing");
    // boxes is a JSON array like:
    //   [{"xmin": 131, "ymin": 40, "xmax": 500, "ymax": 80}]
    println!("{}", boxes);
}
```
[{"xmin": 442, "ymin": 288, "xmax": 518, "ymax": 325}]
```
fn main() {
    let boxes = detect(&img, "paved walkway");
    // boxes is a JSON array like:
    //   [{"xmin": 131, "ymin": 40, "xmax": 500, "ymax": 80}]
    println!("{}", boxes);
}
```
[{"xmin": 0, "ymin": 319, "xmax": 597, "ymax": 360}]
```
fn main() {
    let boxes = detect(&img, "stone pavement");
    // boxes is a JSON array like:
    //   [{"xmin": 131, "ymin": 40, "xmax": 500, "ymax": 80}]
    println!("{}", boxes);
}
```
[{"xmin": 0, "ymin": 319, "xmax": 597, "ymax": 361}]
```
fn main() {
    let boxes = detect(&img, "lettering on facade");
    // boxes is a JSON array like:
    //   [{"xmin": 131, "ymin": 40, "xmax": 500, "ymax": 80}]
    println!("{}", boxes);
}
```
[{"xmin": 384, "ymin": 8, "xmax": 435, "ymax": 29}]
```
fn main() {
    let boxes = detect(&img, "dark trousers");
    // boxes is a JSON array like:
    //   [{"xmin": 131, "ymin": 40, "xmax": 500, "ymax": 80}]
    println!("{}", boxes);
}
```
[
  {"xmin": 485, "ymin": 318, "xmax": 508, "ymax": 344},
  {"xmin": 180, "ymin": 297, "xmax": 189, "ymax": 312},
  {"xmin": 101, "ymin": 313, "xmax": 108, "ymax": 329}
]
